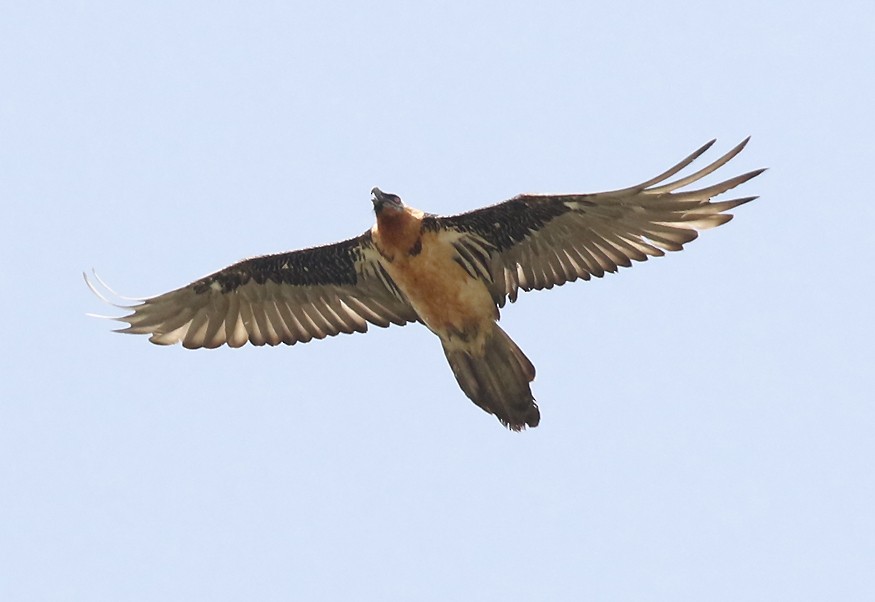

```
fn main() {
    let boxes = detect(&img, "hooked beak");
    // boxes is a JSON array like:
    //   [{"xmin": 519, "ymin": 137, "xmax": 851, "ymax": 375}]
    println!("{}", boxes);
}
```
[
  {"xmin": 370, "ymin": 187, "xmax": 386, "ymax": 208},
  {"xmin": 371, "ymin": 186, "xmax": 402, "ymax": 213}
]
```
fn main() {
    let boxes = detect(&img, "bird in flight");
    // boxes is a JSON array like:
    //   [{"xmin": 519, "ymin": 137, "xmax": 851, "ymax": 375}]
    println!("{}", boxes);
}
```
[{"xmin": 87, "ymin": 139, "xmax": 763, "ymax": 430}]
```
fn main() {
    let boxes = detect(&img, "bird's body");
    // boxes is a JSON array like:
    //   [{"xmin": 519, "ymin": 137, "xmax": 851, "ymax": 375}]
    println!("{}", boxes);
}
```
[
  {"xmin": 88, "ymin": 139, "xmax": 764, "ymax": 430},
  {"xmin": 369, "ymin": 201, "xmax": 539, "ymax": 427},
  {"xmin": 372, "ymin": 208, "xmax": 496, "ymax": 338}
]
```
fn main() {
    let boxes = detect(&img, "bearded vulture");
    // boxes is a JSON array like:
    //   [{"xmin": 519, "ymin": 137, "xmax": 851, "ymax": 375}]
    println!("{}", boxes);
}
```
[{"xmin": 87, "ymin": 138, "xmax": 764, "ymax": 430}]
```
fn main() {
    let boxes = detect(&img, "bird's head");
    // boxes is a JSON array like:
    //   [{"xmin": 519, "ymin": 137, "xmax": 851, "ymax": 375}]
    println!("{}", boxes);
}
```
[{"xmin": 371, "ymin": 187, "xmax": 405, "ymax": 215}]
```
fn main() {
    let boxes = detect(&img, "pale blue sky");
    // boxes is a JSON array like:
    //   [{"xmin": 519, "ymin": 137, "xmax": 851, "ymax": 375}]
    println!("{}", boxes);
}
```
[{"xmin": 2, "ymin": 1, "xmax": 873, "ymax": 600}]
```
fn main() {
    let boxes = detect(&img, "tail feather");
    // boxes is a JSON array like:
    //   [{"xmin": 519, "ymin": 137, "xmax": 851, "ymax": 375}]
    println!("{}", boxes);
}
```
[{"xmin": 442, "ymin": 324, "xmax": 539, "ymax": 430}]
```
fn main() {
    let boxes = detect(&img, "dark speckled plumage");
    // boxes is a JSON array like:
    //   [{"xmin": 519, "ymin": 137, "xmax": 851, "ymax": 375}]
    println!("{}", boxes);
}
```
[
  {"xmin": 425, "ymin": 196, "xmax": 573, "ymax": 252},
  {"xmin": 192, "ymin": 235, "xmax": 369, "ymax": 294}
]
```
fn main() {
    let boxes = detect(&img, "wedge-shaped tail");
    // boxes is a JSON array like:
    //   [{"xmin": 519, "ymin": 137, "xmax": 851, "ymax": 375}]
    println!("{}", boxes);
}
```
[{"xmin": 441, "ymin": 324, "xmax": 539, "ymax": 430}]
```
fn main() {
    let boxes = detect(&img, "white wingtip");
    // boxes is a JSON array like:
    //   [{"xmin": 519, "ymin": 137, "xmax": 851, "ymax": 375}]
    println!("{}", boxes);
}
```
[{"xmin": 83, "ymin": 270, "xmax": 144, "ymax": 309}]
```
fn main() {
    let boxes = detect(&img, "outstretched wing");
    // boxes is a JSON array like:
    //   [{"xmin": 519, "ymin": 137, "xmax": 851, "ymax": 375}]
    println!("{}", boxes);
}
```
[
  {"xmin": 86, "ymin": 232, "xmax": 418, "ymax": 348},
  {"xmin": 430, "ymin": 138, "xmax": 765, "ymax": 306}
]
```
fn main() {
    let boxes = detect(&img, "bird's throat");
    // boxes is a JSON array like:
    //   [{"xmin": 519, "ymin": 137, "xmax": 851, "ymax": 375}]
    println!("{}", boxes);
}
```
[{"xmin": 372, "ymin": 207, "xmax": 424, "ymax": 262}]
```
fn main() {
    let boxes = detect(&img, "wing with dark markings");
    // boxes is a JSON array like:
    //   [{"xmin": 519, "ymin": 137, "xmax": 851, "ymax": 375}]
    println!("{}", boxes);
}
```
[
  {"xmin": 87, "ymin": 231, "xmax": 418, "ymax": 348},
  {"xmin": 429, "ymin": 138, "xmax": 764, "ymax": 306}
]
